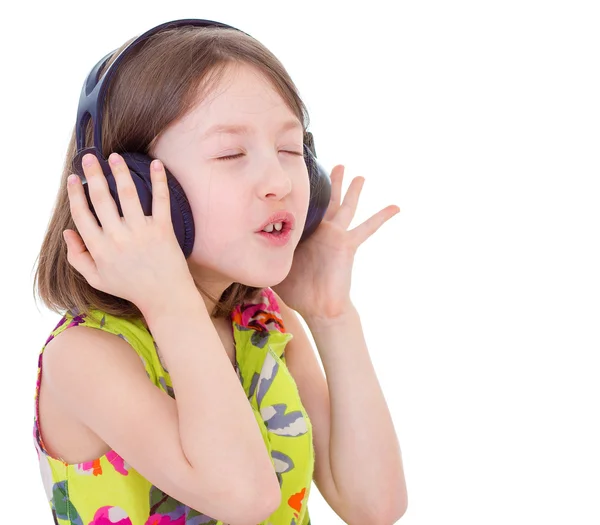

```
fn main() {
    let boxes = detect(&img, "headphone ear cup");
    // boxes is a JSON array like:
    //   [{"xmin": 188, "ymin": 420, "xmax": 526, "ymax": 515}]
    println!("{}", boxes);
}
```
[
  {"xmin": 71, "ymin": 148, "xmax": 195, "ymax": 258},
  {"xmin": 121, "ymin": 152, "xmax": 195, "ymax": 258},
  {"xmin": 301, "ymin": 144, "xmax": 331, "ymax": 243}
]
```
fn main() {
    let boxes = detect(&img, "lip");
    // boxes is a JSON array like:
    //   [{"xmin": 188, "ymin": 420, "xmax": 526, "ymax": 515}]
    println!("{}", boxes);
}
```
[{"xmin": 255, "ymin": 211, "xmax": 296, "ymax": 232}]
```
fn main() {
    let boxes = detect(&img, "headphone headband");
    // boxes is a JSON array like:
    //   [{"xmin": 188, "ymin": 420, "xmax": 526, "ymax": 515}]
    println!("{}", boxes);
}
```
[{"xmin": 75, "ymin": 19, "xmax": 242, "ymax": 152}]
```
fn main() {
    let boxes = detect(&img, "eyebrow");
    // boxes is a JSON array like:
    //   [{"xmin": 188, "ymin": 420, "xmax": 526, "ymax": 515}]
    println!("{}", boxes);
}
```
[{"xmin": 201, "ymin": 119, "xmax": 303, "ymax": 139}]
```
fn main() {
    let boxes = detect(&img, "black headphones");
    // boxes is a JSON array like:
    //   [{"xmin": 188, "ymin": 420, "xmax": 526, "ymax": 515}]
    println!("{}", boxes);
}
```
[{"xmin": 72, "ymin": 18, "xmax": 331, "ymax": 258}]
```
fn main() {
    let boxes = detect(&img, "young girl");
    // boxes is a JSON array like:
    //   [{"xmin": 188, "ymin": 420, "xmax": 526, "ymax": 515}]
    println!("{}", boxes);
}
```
[{"xmin": 32, "ymin": 19, "xmax": 407, "ymax": 525}]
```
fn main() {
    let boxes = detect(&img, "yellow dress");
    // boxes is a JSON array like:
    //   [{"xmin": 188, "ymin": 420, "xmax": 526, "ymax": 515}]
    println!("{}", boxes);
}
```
[{"xmin": 33, "ymin": 287, "xmax": 314, "ymax": 525}]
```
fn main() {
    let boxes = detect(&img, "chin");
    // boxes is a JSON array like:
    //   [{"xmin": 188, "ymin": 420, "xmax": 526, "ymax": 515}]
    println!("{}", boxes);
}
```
[
  {"xmin": 236, "ymin": 262, "xmax": 292, "ymax": 289},
  {"xmin": 239, "ymin": 274, "xmax": 289, "ymax": 290}
]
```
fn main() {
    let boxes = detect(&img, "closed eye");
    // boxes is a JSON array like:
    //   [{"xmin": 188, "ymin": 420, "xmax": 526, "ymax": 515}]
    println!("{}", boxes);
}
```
[
  {"xmin": 216, "ymin": 151, "xmax": 303, "ymax": 161},
  {"xmin": 216, "ymin": 153, "xmax": 244, "ymax": 161}
]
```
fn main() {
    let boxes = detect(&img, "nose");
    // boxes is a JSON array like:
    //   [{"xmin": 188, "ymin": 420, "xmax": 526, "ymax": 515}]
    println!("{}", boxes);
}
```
[{"xmin": 257, "ymin": 154, "xmax": 293, "ymax": 200}]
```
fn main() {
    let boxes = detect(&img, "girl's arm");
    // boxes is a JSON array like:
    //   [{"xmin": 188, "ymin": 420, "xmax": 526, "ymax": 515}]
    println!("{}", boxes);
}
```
[{"xmin": 277, "ymin": 294, "xmax": 407, "ymax": 524}]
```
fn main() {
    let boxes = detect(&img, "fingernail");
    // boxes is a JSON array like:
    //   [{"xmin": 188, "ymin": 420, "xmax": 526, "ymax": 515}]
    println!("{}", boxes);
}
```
[
  {"xmin": 82, "ymin": 154, "xmax": 95, "ymax": 167},
  {"xmin": 109, "ymin": 153, "xmax": 122, "ymax": 164},
  {"xmin": 67, "ymin": 174, "xmax": 78, "ymax": 185},
  {"xmin": 151, "ymin": 159, "xmax": 163, "ymax": 170}
]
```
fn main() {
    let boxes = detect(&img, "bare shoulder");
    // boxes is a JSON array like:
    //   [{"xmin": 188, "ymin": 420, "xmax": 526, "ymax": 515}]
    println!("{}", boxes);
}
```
[
  {"xmin": 43, "ymin": 322, "xmax": 148, "ymax": 388},
  {"xmin": 40, "ymin": 324, "xmax": 151, "ymax": 463}
]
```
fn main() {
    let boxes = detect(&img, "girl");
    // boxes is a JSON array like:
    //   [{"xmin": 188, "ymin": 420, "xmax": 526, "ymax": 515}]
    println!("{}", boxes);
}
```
[{"xmin": 32, "ymin": 19, "xmax": 407, "ymax": 525}]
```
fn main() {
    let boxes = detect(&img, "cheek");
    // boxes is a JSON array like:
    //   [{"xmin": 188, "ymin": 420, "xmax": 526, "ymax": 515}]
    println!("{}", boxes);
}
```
[{"xmin": 188, "ymin": 182, "xmax": 246, "ymax": 248}]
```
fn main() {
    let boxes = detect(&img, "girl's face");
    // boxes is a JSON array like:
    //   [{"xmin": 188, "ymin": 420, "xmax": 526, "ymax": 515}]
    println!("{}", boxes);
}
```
[{"xmin": 151, "ymin": 62, "xmax": 310, "ymax": 293}]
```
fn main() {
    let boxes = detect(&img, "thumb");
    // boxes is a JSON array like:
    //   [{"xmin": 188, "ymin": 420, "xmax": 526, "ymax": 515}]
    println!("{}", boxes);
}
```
[
  {"xmin": 63, "ymin": 229, "xmax": 97, "ymax": 284},
  {"xmin": 63, "ymin": 229, "xmax": 82, "ymax": 252}
]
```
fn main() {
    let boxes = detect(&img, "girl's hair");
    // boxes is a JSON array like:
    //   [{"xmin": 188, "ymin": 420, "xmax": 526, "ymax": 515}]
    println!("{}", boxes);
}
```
[{"xmin": 33, "ymin": 25, "xmax": 310, "ymax": 321}]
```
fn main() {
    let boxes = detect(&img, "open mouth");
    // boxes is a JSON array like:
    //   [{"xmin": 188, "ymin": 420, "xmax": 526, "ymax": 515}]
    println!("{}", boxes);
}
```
[
  {"xmin": 256, "ymin": 219, "xmax": 293, "ymax": 246},
  {"xmin": 260, "ymin": 221, "xmax": 290, "ymax": 235},
  {"xmin": 255, "ymin": 211, "xmax": 295, "ymax": 246}
]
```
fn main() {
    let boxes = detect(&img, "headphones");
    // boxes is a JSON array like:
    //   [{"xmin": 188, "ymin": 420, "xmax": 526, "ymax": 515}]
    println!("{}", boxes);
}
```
[{"xmin": 72, "ymin": 18, "xmax": 331, "ymax": 258}]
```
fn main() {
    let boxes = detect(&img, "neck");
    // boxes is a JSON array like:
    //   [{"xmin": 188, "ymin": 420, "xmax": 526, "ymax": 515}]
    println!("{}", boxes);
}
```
[{"xmin": 186, "ymin": 262, "xmax": 234, "ymax": 314}]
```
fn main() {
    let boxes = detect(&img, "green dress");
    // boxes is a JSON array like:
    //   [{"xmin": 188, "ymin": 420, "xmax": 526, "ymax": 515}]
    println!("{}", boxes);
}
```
[{"xmin": 33, "ymin": 287, "xmax": 314, "ymax": 525}]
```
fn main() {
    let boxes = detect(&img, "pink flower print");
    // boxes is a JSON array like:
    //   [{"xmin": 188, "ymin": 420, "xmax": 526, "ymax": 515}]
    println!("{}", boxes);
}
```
[
  {"xmin": 231, "ymin": 288, "xmax": 286, "ymax": 333},
  {"xmin": 106, "ymin": 450, "xmax": 130, "ymax": 476},
  {"xmin": 75, "ymin": 458, "xmax": 102, "ymax": 476},
  {"xmin": 67, "ymin": 314, "xmax": 86, "ymax": 328},
  {"xmin": 44, "ymin": 315, "xmax": 69, "ymax": 345},
  {"xmin": 74, "ymin": 451, "xmax": 130, "ymax": 477},
  {"xmin": 89, "ymin": 506, "xmax": 132, "ymax": 524}
]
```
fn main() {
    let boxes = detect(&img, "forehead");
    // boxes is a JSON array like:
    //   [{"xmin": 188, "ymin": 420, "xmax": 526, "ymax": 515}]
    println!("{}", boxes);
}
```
[
  {"xmin": 205, "ymin": 62, "xmax": 279, "ymax": 99},
  {"xmin": 181, "ymin": 62, "xmax": 299, "ymax": 131}
]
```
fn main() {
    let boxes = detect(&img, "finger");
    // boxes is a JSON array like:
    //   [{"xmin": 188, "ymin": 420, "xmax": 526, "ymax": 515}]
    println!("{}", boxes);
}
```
[
  {"xmin": 108, "ymin": 153, "xmax": 146, "ymax": 226},
  {"xmin": 323, "ymin": 165, "xmax": 344, "ymax": 222},
  {"xmin": 66, "ymin": 173, "xmax": 103, "ymax": 248},
  {"xmin": 349, "ymin": 205, "xmax": 400, "ymax": 247},
  {"xmin": 63, "ymin": 229, "xmax": 99, "ymax": 285},
  {"xmin": 331, "ymin": 176, "xmax": 365, "ymax": 230},
  {"xmin": 150, "ymin": 159, "xmax": 173, "ymax": 226},
  {"xmin": 81, "ymin": 153, "xmax": 122, "ymax": 231}
]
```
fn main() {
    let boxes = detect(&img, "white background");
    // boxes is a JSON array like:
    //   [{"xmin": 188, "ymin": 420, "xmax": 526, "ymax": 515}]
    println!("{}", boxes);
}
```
[{"xmin": 1, "ymin": 0, "xmax": 599, "ymax": 523}]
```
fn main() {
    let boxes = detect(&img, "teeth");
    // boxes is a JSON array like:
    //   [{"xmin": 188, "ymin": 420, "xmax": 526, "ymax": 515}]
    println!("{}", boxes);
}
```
[{"xmin": 262, "ymin": 222, "xmax": 283, "ymax": 233}]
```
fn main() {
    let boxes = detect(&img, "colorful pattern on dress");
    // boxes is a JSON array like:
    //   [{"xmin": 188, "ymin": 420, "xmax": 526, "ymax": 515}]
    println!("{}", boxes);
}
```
[
  {"xmin": 32, "ymin": 288, "xmax": 314, "ymax": 525},
  {"xmin": 231, "ymin": 288, "xmax": 315, "ymax": 525}
]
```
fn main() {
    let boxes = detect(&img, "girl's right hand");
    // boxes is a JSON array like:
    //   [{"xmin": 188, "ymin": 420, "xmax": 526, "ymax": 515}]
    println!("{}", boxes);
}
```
[{"xmin": 64, "ymin": 152, "xmax": 196, "ymax": 315}]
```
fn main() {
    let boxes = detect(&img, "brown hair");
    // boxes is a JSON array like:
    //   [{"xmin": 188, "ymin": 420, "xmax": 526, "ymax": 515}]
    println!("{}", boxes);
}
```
[{"xmin": 32, "ymin": 24, "xmax": 310, "ymax": 322}]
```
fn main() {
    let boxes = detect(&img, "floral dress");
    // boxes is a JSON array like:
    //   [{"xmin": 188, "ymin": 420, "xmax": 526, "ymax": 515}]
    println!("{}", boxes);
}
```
[{"xmin": 33, "ymin": 287, "xmax": 314, "ymax": 525}]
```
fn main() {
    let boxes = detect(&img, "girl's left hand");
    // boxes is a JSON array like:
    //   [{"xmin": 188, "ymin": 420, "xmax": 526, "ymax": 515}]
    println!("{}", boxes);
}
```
[{"xmin": 272, "ymin": 165, "xmax": 400, "ymax": 322}]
